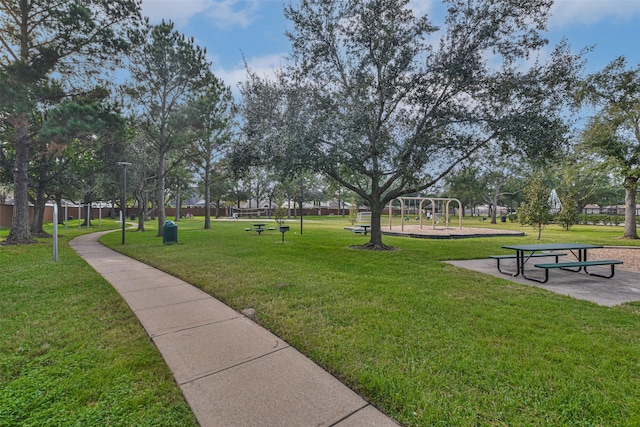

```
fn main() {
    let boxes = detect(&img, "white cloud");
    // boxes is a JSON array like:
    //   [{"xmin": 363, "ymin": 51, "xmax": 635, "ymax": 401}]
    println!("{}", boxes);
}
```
[
  {"xmin": 141, "ymin": 0, "xmax": 210, "ymax": 26},
  {"xmin": 206, "ymin": 0, "xmax": 260, "ymax": 30},
  {"xmin": 549, "ymin": 0, "xmax": 640, "ymax": 28},
  {"xmin": 141, "ymin": 0, "xmax": 259, "ymax": 29}
]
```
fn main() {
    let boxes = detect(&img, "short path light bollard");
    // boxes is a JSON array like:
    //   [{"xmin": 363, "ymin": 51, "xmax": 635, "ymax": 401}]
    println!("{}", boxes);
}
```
[{"xmin": 278, "ymin": 225, "xmax": 290, "ymax": 243}]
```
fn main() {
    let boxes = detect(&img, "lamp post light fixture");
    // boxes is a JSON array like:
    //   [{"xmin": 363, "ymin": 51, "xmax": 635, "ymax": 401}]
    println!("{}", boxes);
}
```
[{"xmin": 117, "ymin": 162, "xmax": 132, "ymax": 245}]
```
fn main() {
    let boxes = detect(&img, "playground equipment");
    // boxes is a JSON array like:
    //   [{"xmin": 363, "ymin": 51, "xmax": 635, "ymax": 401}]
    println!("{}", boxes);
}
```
[
  {"xmin": 388, "ymin": 197, "xmax": 462, "ymax": 231},
  {"xmin": 230, "ymin": 207, "xmax": 267, "ymax": 219},
  {"xmin": 356, "ymin": 211, "xmax": 371, "ymax": 224}
]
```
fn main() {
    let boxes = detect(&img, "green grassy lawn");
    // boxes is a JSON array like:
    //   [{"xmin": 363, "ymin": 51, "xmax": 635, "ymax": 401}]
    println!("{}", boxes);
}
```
[
  {"xmin": 0, "ymin": 223, "xmax": 198, "ymax": 427},
  {"xmin": 94, "ymin": 216, "xmax": 640, "ymax": 426}
]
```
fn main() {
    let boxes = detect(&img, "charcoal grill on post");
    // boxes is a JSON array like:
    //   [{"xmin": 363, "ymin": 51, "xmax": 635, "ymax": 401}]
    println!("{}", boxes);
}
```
[{"xmin": 278, "ymin": 226, "xmax": 290, "ymax": 243}]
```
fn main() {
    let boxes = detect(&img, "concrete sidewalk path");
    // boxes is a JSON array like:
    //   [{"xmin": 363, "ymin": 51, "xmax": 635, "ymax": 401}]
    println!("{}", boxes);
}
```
[{"xmin": 70, "ymin": 231, "xmax": 398, "ymax": 427}]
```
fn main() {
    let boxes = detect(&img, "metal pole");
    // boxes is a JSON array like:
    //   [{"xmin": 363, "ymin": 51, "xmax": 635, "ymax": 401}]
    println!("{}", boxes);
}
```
[
  {"xmin": 122, "ymin": 167, "xmax": 126, "ymax": 244},
  {"xmin": 53, "ymin": 203, "xmax": 58, "ymax": 261},
  {"xmin": 300, "ymin": 179, "xmax": 303, "ymax": 235},
  {"xmin": 118, "ymin": 162, "xmax": 132, "ymax": 245}
]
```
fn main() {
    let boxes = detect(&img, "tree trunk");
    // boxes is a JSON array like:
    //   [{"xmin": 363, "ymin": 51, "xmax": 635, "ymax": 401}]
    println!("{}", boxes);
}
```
[
  {"xmin": 30, "ymin": 186, "xmax": 47, "ymax": 236},
  {"xmin": 623, "ymin": 176, "xmax": 638, "ymax": 239},
  {"xmin": 204, "ymin": 173, "xmax": 211, "ymax": 230},
  {"xmin": 144, "ymin": 191, "xmax": 149, "ymax": 222},
  {"xmin": 156, "ymin": 152, "xmax": 166, "ymax": 237},
  {"xmin": 30, "ymin": 155, "xmax": 49, "ymax": 235},
  {"xmin": 490, "ymin": 193, "xmax": 499, "ymax": 224},
  {"xmin": 354, "ymin": 200, "xmax": 392, "ymax": 251},
  {"xmin": 6, "ymin": 117, "xmax": 35, "ymax": 244},
  {"xmin": 30, "ymin": 201, "xmax": 46, "ymax": 236},
  {"xmin": 109, "ymin": 199, "xmax": 116, "ymax": 218},
  {"xmin": 55, "ymin": 195, "xmax": 64, "ymax": 225},
  {"xmin": 175, "ymin": 187, "xmax": 181, "ymax": 222},
  {"xmin": 82, "ymin": 195, "xmax": 92, "ymax": 227},
  {"xmin": 135, "ymin": 193, "xmax": 145, "ymax": 232}
]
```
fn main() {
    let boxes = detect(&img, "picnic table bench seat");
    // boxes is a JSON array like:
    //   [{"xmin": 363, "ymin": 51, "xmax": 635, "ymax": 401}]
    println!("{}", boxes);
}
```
[
  {"xmin": 344, "ymin": 227, "xmax": 364, "ymax": 234},
  {"xmin": 533, "ymin": 259, "xmax": 623, "ymax": 282},
  {"xmin": 245, "ymin": 226, "xmax": 269, "ymax": 234},
  {"xmin": 344, "ymin": 226, "xmax": 366, "ymax": 234}
]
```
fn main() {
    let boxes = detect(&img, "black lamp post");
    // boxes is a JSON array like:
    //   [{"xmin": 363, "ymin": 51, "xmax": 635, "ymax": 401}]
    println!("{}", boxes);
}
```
[{"xmin": 117, "ymin": 162, "xmax": 131, "ymax": 245}]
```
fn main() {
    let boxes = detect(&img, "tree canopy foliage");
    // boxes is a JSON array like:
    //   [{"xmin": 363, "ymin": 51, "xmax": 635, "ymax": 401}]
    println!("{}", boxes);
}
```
[
  {"xmin": 126, "ymin": 20, "xmax": 219, "ymax": 236},
  {"xmin": 187, "ymin": 84, "xmax": 236, "ymax": 229},
  {"xmin": 235, "ymin": 0, "xmax": 582, "ymax": 249},
  {"xmin": 0, "ymin": 0, "xmax": 143, "ymax": 244},
  {"xmin": 575, "ymin": 56, "xmax": 640, "ymax": 239}
]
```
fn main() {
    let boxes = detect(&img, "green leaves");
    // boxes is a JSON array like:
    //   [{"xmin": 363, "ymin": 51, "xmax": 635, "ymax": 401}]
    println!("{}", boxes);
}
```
[
  {"xmin": 1, "ymin": 0, "xmax": 144, "ymax": 243},
  {"xmin": 576, "ymin": 57, "xmax": 640, "ymax": 238},
  {"xmin": 238, "ymin": 0, "xmax": 579, "ymax": 248}
]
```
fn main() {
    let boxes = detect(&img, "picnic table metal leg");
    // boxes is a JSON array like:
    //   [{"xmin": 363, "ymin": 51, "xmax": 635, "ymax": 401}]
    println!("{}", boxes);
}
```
[
  {"xmin": 585, "ymin": 263, "xmax": 617, "ymax": 278},
  {"xmin": 524, "ymin": 268, "xmax": 550, "ymax": 283},
  {"xmin": 512, "ymin": 250, "xmax": 523, "ymax": 277},
  {"xmin": 495, "ymin": 258, "xmax": 513, "ymax": 275},
  {"xmin": 560, "ymin": 249, "xmax": 584, "ymax": 272},
  {"xmin": 520, "ymin": 251, "xmax": 548, "ymax": 282}
]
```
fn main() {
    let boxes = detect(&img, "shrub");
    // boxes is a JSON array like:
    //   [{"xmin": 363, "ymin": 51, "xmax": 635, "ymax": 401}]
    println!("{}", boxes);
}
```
[{"xmin": 555, "ymin": 194, "xmax": 579, "ymax": 231}]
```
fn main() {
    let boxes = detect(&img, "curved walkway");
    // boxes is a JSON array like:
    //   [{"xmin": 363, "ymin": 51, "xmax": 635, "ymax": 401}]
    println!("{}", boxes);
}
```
[{"xmin": 70, "ymin": 231, "xmax": 398, "ymax": 427}]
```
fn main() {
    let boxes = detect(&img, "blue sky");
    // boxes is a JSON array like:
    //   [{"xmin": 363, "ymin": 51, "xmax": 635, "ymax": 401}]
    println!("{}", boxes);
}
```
[{"xmin": 140, "ymin": 0, "xmax": 640, "ymax": 94}]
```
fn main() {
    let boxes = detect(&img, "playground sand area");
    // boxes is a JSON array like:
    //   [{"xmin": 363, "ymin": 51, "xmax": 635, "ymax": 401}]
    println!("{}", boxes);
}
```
[{"xmin": 381, "ymin": 224, "xmax": 525, "ymax": 239}]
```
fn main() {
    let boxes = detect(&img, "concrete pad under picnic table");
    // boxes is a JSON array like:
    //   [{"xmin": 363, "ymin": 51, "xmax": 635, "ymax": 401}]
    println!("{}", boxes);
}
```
[{"xmin": 446, "ymin": 258, "xmax": 640, "ymax": 307}]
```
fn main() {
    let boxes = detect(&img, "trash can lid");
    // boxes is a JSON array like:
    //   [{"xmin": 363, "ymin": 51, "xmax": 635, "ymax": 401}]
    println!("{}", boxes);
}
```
[{"xmin": 164, "ymin": 220, "xmax": 175, "ymax": 226}]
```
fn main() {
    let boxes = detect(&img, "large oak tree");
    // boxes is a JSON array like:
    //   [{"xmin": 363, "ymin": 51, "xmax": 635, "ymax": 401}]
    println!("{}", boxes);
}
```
[
  {"xmin": 575, "ymin": 57, "xmax": 640, "ymax": 239},
  {"xmin": 236, "ymin": 0, "xmax": 581, "ymax": 249}
]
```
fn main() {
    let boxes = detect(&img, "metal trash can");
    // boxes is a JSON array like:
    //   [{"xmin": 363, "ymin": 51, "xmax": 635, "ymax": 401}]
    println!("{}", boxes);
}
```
[
  {"xmin": 163, "ymin": 220, "xmax": 178, "ymax": 244},
  {"xmin": 130, "ymin": 214, "xmax": 136, "ymax": 220}
]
